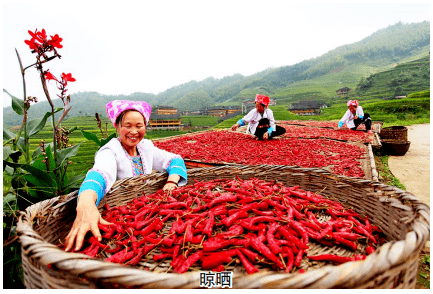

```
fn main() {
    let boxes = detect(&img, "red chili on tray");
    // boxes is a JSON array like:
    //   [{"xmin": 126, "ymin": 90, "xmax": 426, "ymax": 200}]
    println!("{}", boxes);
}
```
[
  {"xmin": 66, "ymin": 178, "xmax": 384, "ymax": 274},
  {"xmin": 153, "ymin": 131, "xmax": 368, "ymax": 178}
]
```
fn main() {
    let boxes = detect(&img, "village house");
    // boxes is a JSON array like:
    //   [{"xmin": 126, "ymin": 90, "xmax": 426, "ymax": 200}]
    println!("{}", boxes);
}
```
[
  {"xmin": 289, "ymin": 100, "xmax": 327, "ymax": 116},
  {"xmin": 200, "ymin": 106, "xmax": 242, "ymax": 117},
  {"xmin": 336, "ymin": 87, "xmax": 351, "ymax": 97},
  {"xmin": 148, "ymin": 105, "xmax": 182, "ymax": 129}
]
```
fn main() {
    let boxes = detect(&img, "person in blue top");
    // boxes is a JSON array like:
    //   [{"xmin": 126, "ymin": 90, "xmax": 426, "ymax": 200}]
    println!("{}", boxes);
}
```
[
  {"xmin": 65, "ymin": 100, "xmax": 187, "ymax": 252},
  {"xmin": 338, "ymin": 100, "xmax": 373, "ymax": 133},
  {"xmin": 231, "ymin": 94, "xmax": 286, "ymax": 139}
]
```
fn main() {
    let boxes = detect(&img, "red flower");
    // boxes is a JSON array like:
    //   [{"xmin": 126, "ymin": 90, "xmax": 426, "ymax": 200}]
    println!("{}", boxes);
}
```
[
  {"xmin": 44, "ymin": 71, "xmax": 58, "ymax": 81},
  {"xmin": 24, "ymin": 38, "xmax": 39, "ymax": 51},
  {"xmin": 61, "ymin": 73, "xmax": 76, "ymax": 86},
  {"xmin": 24, "ymin": 29, "xmax": 63, "ymax": 52},
  {"xmin": 48, "ymin": 34, "xmax": 63, "ymax": 49}
]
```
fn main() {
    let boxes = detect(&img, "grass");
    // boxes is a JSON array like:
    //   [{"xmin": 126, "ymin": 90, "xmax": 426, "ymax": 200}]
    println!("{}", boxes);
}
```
[
  {"xmin": 416, "ymin": 251, "xmax": 430, "ymax": 289},
  {"xmin": 372, "ymin": 149, "xmax": 406, "ymax": 190}
]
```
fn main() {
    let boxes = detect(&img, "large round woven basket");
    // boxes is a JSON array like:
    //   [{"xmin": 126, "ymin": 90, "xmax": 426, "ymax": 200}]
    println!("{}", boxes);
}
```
[
  {"xmin": 380, "ymin": 126, "xmax": 408, "ymax": 141},
  {"xmin": 381, "ymin": 140, "xmax": 411, "ymax": 156},
  {"xmin": 17, "ymin": 165, "xmax": 430, "ymax": 289}
]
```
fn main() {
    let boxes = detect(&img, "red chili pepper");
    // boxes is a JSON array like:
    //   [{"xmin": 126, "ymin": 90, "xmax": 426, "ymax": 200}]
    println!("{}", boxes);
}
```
[
  {"xmin": 307, "ymin": 254, "xmax": 358, "ymax": 264},
  {"xmin": 277, "ymin": 227, "xmax": 309, "ymax": 250},
  {"xmin": 352, "ymin": 224, "xmax": 377, "ymax": 244},
  {"xmin": 316, "ymin": 222, "xmax": 333, "ymax": 239},
  {"xmin": 221, "ymin": 210, "xmax": 249, "ymax": 227},
  {"xmin": 283, "ymin": 246, "xmax": 294, "ymax": 273},
  {"xmin": 175, "ymin": 250, "xmax": 203, "ymax": 273},
  {"xmin": 294, "ymin": 249, "xmax": 304, "ymax": 268},
  {"xmin": 153, "ymin": 253, "xmax": 169, "ymax": 262},
  {"xmin": 266, "ymin": 223, "xmax": 282, "ymax": 255},
  {"xmin": 134, "ymin": 207, "xmax": 151, "ymax": 222},
  {"xmin": 333, "ymin": 235, "xmax": 358, "ymax": 251},
  {"xmin": 236, "ymin": 249, "xmax": 259, "ymax": 274},
  {"xmin": 201, "ymin": 250, "xmax": 237, "ymax": 269},
  {"xmin": 139, "ymin": 218, "xmax": 161, "ymax": 237},
  {"xmin": 209, "ymin": 193, "xmax": 237, "ymax": 207},
  {"xmin": 203, "ymin": 211, "xmax": 215, "ymax": 237},
  {"xmin": 290, "ymin": 221, "xmax": 309, "ymax": 244},
  {"xmin": 203, "ymin": 239, "xmax": 232, "ymax": 252},
  {"xmin": 250, "ymin": 237, "xmax": 284, "ymax": 269},
  {"xmin": 239, "ymin": 248, "xmax": 258, "ymax": 262},
  {"xmin": 365, "ymin": 246, "xmax": 376, "ymax": 255},
  {"xmin": 105, "ymin": 248, "xmax": 129, "ymax": 263},
  {"xmin": 331, "ymin": 232, "xmax": 361, "ymax": 241},
  {"xmin": 211, "ymin": 265, "xmax": 225, "ymax": 272}
]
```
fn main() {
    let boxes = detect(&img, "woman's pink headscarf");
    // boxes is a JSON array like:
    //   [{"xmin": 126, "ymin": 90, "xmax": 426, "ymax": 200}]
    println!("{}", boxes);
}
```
[
  {"xmin": 347, "ymin": 100, "xmax": 359, "ymax": 107},
  {"xmin": 255, "ymin": 94, "xmax": 270, "ymax": 107},
  {"xmin": 106, "ymin": 100, "xmax": 152, "ymax": 127}
]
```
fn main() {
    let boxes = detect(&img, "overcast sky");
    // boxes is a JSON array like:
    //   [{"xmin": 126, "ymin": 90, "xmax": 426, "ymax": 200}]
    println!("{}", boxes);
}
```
[{"xmin": 2, "ymin": 0, "xmax": 431, "ymax": 109}]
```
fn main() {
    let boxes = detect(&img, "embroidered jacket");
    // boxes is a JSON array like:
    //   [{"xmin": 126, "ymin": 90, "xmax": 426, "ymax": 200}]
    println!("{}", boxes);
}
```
[
  {"xmin": 237, "ymin": 108, "xmax": 276, "ymax": 135},
  {"xmin": 79, "ymin": 137, "xmax": 187, "ymax": 205}
]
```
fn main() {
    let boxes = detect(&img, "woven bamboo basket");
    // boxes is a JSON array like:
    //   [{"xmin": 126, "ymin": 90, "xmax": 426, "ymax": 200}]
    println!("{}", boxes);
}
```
[
  {"xmin": 17, "ymin": 165, "xmax": 429, "ymax": 289},
  {"xmin": 381, "ymin": 140, "xmax": 411, "ymax": 156},
  {"xmin": 380, "ymin": 126, "xmax": 408, "ymax": 141}
]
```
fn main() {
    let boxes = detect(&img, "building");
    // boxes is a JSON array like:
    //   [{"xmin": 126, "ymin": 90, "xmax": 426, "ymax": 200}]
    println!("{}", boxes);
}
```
[
  {"xmin": 200, "ymin": 106, "xmax": 242, "ymax": 117},
  {"xmin": 289, "ymin": 100, "xmax": 327, "ymax": 116},
  {"xmin": 148, "ymin": 106, "xmax": 181, "ymax": 129},
  {"xmin": 148, "ymin": 114, "xmax": 182, "ymax": 129},
  {"xmin": 336, "ymin": 87, "xmax": 351, "ymax": 96},
  {"xmin": 152, "ymin": 105, "xmax": 178, "ymax": 115}
]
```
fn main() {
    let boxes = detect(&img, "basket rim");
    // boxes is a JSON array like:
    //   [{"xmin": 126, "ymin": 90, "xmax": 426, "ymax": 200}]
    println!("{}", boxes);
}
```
[{"xmin": 17, "ymin": 164, "xmax": 430, "ymax": 289}]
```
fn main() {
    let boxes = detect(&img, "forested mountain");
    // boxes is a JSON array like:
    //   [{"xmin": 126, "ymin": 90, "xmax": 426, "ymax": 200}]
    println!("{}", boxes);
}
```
[{"xmin": 3, "ymin": 21, "xmax": 430, "ymax": 126}]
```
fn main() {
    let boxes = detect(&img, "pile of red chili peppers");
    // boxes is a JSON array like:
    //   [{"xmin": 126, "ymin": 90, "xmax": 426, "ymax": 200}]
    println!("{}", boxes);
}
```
[
  {"xmin": 70, "ymin": 178, "xmax": 384, "ymax": 274},
  {"xmin": 280, "ymin": 125, "xmax": 373, "ymax": 143},
  {"xmin": 278, "ymin": 120, "xmax": 367, "ymax": 130},
  {"xmin": 154, "ymin": 131, "xmax": 367, "ymax": 178}
]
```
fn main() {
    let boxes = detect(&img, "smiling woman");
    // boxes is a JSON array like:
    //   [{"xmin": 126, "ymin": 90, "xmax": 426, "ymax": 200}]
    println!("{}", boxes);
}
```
[{"xmin": 64, "ymin": 100, "xmax": 188, "ymax": 252}]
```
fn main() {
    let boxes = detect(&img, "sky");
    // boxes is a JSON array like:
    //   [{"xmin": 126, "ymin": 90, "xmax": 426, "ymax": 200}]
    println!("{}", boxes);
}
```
[{"xmin": 1, "ymin": 0, "xmax": 431, "ymax": 109}]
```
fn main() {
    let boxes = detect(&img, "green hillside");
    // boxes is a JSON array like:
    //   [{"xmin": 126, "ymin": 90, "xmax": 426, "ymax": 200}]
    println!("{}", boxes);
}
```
[{"xmin": 3, "ymin": 21, "xmax": 430, "ymax": 126}]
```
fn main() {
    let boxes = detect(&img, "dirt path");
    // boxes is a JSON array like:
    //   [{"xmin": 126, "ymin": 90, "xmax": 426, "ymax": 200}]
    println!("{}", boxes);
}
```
[{"xmin": 387, "ymin": 124, "xmax": 430, "ymax": 207}]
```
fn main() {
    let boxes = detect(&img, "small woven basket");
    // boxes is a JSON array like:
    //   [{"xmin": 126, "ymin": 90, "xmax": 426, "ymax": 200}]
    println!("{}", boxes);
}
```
[
  {"xmin": 381, "ymin": 140, "xmax": 411, "ymax": 156},
  {"xmin": 380, "ymin": 126, "xmax": 408, "ymax": 141},
  {"xmin": 17, "ymin": 165, "xmax": 429, "ymax": 289}
]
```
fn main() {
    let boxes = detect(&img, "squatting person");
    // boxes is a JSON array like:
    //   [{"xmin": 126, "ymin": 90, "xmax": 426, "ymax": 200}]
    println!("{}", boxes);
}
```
[{"xmin": 231, "ymin": 94, "xmax": 286, "ymax": 140}]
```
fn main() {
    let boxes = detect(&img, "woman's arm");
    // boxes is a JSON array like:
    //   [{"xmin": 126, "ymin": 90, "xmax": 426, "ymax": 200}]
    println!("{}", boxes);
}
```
[
  {"xmin": 338, "ymin": 110, "xmax": 350, "ymax": 129},
  {"xmin": 64, "ymin": 189, "xmax": 111, "ymax": 252},
  {"xmin": 65, "ymin": 149, "xmax": 116, "ymax": 252},
  {"xmin": 232, "ymin": 110, "xmax": 255, "ymax": 131}
]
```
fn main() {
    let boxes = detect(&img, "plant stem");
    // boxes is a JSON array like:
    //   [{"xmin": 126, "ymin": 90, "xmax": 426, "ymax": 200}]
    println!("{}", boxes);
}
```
[{"xmin": 15, "ymin": 49, "xmax": 30, "ymax": 163}]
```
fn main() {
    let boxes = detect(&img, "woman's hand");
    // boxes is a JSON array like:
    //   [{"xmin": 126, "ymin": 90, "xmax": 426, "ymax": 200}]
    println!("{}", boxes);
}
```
[
  {"xmin": 231, "ymin": 123, "xmax": 240, "ymax": 131},
  {"xmin": 263, "ymin": 132, "xmax": 270, "ymax": 140},
  {"xmin": 64, "ymin": 191, "xmax": 111, "ymax": 252},
  {"xmin": 163, "ymin": 174, "xmax": 180, "ymax": 192}
]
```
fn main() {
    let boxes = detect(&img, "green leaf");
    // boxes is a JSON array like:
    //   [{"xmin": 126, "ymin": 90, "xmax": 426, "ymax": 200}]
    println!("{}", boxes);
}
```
[
  {"xmin": 3, "ymin": 125, "xmax": 17, "ymax": 141},
  {"xmin": 63, "ymin": 174, "xmax": 86, "ymax": 190},
  {"xmin": 55, "ymin": 142, "xmax": 83, "ymax": 169},
  {"xmin": 100, "ymin": 133, "xmax": 117, "ymax": 149},
  {"xmin": 4, "ymin": 161, "xmax": 56, "ymax": 187},
  {"xmin": 27, "ymin": 110, "xmax": 60, "ymax": 137},
  {"xmin": 3, "ymin": 146, "xmax": 22, "ymax": 162},
  {"xmin": 32, "ymin": 146, "xmax": 55, "ymax": 173},
  {"xmin": 81, "ymin": 129, "xmax": 101, "ymax": 146},
  {"xmin": 3, "ymin": 146, "xmax": 13, "ymax": 160},
  {"xmin": 3, "ymin": 193, "xmax": 18, "ymax": 214},
  {"xmin": 3, "ymin": 89, "xmax": 24, "ymax": 115}
]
